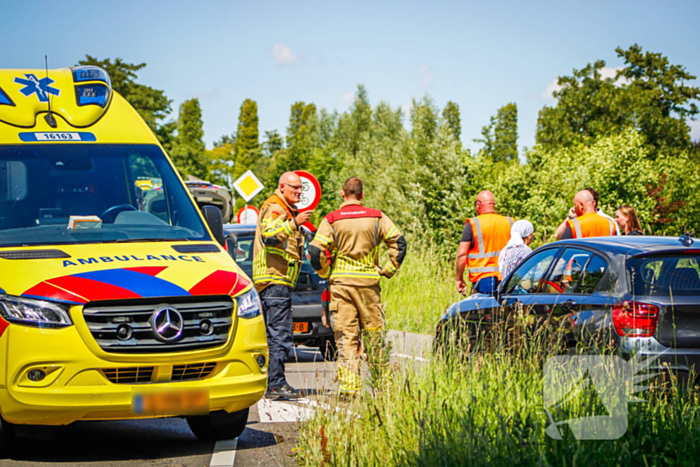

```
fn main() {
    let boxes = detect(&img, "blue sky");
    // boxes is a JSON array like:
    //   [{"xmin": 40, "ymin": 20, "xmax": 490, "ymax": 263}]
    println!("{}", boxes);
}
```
[{"xmin": 2, "ymin": 0, "xmax": 699, "ymax": 152}]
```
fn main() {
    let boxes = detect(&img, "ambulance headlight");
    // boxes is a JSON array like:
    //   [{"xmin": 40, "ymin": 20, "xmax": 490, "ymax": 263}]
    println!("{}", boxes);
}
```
[
  {"xmin": 236, "ymin": 289, "xmax": 262, "ymax": 319},
  {"xmin": 0, "ymin": 295, "xmax": 72, "ymax": 328}
]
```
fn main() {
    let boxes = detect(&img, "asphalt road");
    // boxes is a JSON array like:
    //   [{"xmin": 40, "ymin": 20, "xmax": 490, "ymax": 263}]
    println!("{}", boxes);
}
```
[{"xmin": 0, "ymin": 332, "xmax": 432, "ymax": 466}]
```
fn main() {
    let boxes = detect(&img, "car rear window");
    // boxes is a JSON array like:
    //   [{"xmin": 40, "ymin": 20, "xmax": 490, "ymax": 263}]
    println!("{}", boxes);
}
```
[{"xmin": 627, "ymin": 255, "xmax": 700, "ymax": 296}]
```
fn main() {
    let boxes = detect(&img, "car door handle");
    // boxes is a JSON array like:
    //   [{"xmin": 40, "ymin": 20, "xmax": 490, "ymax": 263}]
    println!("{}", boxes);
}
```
[{"xmin": 561, "ymin": 299, "xmax": 577, "ymax": 311}]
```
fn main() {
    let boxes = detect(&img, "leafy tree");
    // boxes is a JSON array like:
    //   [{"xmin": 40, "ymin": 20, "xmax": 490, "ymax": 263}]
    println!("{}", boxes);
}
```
[
  {"xmin": 77, "ymin": 55, "xmax": 172, "ymax": 137},
  {"xmin": 275, "ymin": 101, "xmax": 317, "ymax": 175},
  {"xmin": 617, "ymin": 44, "xmax": 700, "ymax": 156},
  {"xmin": 215, "ymin": 134, "xmax": 236, "ymax": 148},
  {"xmin": 475, "ymin": 103, "xmax": 518, "ymax": 162},
  {"xmin": 155, "ymin": 120, "xmax": 177, "ymax": 154},
  {"xmin": 490, "ymin": 132, "xmax": 658, "ymax": 241},
  {"xmin": 232, "ymin": 99, "xmax": 260, "ymax": 180},
  {"xmin": 170, "ymin": 98, "xmax": 207, "ymax": 180},
  {"xmin": 262, "ymin": 130, "xmax": 284, "ymax": 157},
  {"xmin": 536, "ymin": 45, "xmax": 700, "ymax": 158},
  {"xmin": 338, "ymin": 85, "xmax": 372, "ymax": 156},
  {"xmin": 205, "ymin": 141, "xmax": 235, "ymax": 187},
  {"xmin": 442, "ymin": 101, "xmax": 462, "ymax": 142}
]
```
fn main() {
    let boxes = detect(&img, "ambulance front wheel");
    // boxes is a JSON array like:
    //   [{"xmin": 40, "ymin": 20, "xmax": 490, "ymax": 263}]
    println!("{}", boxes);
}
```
[{"xmin": 187, "ymin": 408, "xmax": 249, "ymax": 441}]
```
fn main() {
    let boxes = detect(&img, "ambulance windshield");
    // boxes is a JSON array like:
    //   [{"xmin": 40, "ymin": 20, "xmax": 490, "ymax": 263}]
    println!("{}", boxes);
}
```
[{"xmin": 0, "ymin": 144, "xmax": 211, "ymax": 247}]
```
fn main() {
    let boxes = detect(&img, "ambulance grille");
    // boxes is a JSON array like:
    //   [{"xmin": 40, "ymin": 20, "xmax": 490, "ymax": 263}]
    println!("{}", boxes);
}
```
[
  {"xmin": 103, "ymin": 367, "xmax": 154, "ymax": 384},
  {"xmin": 172, "ymin": 362, "xmax": 217, "ymax": 381},
  {"xmin": 83, "ymin": 297, "xmax": 234, "ymax": 354}
]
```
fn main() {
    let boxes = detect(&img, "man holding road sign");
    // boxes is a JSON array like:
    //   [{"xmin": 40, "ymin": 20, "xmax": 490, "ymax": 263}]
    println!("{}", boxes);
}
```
[{"xmin": 253, "ymin": 172, "xmax": 313, "ymax": 400}]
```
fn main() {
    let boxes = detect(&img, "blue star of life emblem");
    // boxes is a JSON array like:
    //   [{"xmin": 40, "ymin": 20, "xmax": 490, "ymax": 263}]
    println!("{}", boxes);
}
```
[{"xmin": 14, "ymin": 74, "xmax": 60, "ymax": 102}]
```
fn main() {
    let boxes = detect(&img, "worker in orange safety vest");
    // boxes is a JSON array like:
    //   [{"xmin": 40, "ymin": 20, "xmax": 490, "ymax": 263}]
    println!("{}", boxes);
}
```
[
  {"xmin": 456, "ymin": 190, "xmax": 513, "ymax": 295},
  {"xmin": 559, "ymin": 190, "xmax": 617, "ymax": 239}
]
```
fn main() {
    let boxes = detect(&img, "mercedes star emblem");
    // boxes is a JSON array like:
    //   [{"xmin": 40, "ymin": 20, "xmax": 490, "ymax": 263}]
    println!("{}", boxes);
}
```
[{"xmin": 150, "ymin": 306, "xmax": 184, "ymax": 342}]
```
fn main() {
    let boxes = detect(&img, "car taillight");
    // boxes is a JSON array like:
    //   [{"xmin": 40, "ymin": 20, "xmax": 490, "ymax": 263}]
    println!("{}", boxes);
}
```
[
  {"xmin": 321, "ymin": 289, "xmax": 330, "ymax": 302},
  {"xmin": 612, "ymin": 301, "xmax": 659, "ymax": 338}
]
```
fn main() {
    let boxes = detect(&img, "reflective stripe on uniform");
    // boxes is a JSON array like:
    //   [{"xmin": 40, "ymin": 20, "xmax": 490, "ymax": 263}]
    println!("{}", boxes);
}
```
[
  {"xmin": 571, "ymin": 218, "xmax": 583, "ymax": 239},
  {"xmin": 331, "ymin": 271, "xmax": 380, "ymax": 278},
  {"xmin": 385, "ymin": 225, "xmax": 399, "ymax": 240},
  {"xmin": 608, "ymin": 218, "xmax": 614, "ymax": 236},
  {"xmin": 471, "ymin": 217, "xmax": 485, "ymax": 255},
  {"xmin": 314, "ymin": 233, "xmax": 332, "ymax": 247},
  {"xmin": 469, "ymin": 266, "xmax": 500, "ymax": 273},
  {"xmin": 468, "ymin": 250, "xmax": 501, "ymax": 259}
]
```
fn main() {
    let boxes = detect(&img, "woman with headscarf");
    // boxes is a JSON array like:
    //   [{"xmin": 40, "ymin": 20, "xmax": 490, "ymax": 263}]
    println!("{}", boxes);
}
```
[{"xmin": 498, "ymin": 220, "xmax": 535, "ymax": 280}]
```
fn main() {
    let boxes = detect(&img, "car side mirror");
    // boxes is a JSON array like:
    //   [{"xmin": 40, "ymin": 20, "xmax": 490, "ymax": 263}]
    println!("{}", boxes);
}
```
[
  {"xmin": 225, "ymin": 236, "xmax": 237, "ymax": 260},
  {"xmin": 202, "ymin": 205, "xmax": 225, "ymax": 246}
]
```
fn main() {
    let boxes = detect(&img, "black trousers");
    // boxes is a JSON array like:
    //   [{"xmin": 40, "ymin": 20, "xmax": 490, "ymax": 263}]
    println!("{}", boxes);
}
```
[{"xmin": 259, "ymin": 284, "xmax": 293, "ymax": 389}]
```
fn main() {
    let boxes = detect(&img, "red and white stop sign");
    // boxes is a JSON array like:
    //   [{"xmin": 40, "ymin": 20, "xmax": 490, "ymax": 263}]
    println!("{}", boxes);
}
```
[{"xmin": 293, "ymin": 171, "xmax": 322, "ymax": 212}]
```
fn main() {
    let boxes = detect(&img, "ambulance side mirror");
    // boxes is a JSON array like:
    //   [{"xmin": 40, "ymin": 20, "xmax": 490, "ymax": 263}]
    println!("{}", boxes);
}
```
[{"xmin": 202, "ymin": 206, "xmax": 225, "ymax": 246}]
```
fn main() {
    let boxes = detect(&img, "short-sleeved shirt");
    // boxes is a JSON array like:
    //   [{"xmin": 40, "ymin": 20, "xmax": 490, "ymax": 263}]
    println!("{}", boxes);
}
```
[{"xmin": 460, "ymin": 220, "xmax": 475, "ymax": 249}]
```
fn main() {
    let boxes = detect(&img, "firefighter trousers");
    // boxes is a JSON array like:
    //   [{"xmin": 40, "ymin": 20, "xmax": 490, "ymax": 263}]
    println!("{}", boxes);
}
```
[
  {"xmin": 259, "ymin": 283, "xmax": 293, "ymax": 389},
  {"xmin": 328, "ymin": 284, "xmax": 385, "ymax": 379}
]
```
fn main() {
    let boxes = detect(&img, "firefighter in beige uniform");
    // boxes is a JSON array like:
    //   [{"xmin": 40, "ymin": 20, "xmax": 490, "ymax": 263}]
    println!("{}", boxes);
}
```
[
  {"xmin": 309, "ymin": 177, "xmax": 407, "ymax": 394},
  {"xmin": 253, "ymin": 172, "xmax": 312, "ymax": 400}
]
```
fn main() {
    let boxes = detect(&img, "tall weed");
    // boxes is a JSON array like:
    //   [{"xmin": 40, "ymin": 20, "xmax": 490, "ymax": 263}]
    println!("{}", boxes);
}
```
[
  {"xmin": 296, "ymin": 310, "xmax": 700, "ymax": 466},
  {"xmin": 381, "ymin": 244, "xmax": 459, "ymax": 335}
]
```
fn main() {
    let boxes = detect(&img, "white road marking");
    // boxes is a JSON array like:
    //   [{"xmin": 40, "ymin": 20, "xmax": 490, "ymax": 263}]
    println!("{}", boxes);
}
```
[
  {"xmin": 296, "ymin": 397, "xmax": 356, "ymax": 420},
  {"xmin": 210, "ymin": 438, "xmax": 237, "ymax": 467},
  {"xmin": 257, "ymin": 398, "xmax": 315, "ymax": 423},
  {"xmin": 392, "ymin": 353, "xmax": 428, "ymax": 362}
]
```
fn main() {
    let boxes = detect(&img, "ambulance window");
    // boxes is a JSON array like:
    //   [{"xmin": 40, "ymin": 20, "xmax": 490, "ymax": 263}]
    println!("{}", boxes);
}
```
[
  {"xmin": 0, "ymin": 144, "xmax": 210, "ymax": 246},
  {"xmin": 0, "ymin": 161, "xmax": 27, "ymax": 201},
  {"xmin": 129, "ymin": 154, "xmax": 168, "ymax": 223}
]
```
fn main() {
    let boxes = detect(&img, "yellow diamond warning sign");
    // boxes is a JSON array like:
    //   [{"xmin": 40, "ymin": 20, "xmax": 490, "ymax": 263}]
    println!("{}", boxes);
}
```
[{"xmin": 232, "ymin": 170, "xmax": 264, "ymax": 202}]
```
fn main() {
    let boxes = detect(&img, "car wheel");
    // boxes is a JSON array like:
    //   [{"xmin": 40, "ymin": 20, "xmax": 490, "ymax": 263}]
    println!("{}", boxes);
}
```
[
  {"xmin": 319, "ymin": 336, "xmax": 337, "ymax": 361},
  {"xmin": 187, "ymin": 408, "xmax": 249, "ymax": 441}
]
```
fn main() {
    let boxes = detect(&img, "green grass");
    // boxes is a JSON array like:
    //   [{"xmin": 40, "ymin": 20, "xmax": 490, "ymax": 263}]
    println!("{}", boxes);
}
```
[
  {"xmin": 381, "ymin": 245, "xmax": 459, "ymax": 335},
  {"xmin": 296, "ymin": 315, "xmax": 700, "ymax": 466}
]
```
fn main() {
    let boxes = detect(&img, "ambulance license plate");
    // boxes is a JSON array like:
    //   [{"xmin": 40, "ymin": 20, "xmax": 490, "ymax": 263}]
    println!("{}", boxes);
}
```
[
  {"xmin": 132, "ymin": 389, "xmax": 209, "ymax": 416},
  {"xmin": 293, "ymin": 322, "xmax": 309, "ymax": 333}
]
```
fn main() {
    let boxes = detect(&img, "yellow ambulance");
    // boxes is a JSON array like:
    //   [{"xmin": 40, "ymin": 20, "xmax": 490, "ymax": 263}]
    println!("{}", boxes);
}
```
[{"xmin": 0, "ymin": 66, "xmax": 267, "ymax": 440}]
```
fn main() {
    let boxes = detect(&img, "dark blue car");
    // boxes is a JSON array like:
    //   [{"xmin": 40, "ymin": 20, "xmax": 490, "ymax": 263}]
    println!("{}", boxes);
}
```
[{"xmin": 437, "ymin": 235, "xmax": 700, "ymax": 380}]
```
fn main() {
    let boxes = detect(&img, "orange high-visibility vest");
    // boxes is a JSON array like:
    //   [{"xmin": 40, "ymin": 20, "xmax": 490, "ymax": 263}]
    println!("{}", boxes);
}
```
[
  {"xmin": 261, "ymin": 193, "xmax": 295, "ymax": 219},
  {"xmin": 566, "ymin": 212, "xmax": 616, "ymax": 238},
  {"xmin": 467, "ymin": 213, "xmax": 513, "ymax": 283}
]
